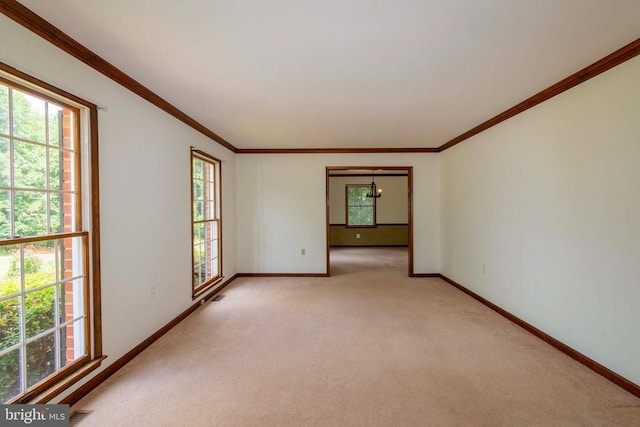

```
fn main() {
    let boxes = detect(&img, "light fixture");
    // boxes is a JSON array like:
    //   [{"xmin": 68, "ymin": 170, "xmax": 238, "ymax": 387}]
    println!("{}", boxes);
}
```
[{"xmin": 366, "ymin": 169, "xmax": 382, "ymax": 198}]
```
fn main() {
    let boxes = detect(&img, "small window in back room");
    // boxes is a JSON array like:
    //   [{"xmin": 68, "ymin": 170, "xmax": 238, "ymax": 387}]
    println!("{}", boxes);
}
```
[{"xmin": 346, "ymin": 184, "xmax": 376, "ymax": 227}]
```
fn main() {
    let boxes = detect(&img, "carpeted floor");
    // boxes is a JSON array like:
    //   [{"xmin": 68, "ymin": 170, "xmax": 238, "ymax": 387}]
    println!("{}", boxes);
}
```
[{"xmin": 73, "ymin": 248, "xmax": 640, "ymax": 426}]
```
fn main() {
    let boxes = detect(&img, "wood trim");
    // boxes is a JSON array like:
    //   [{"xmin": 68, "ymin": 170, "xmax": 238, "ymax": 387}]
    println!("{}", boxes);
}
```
[
  {"xmin": 0, "ymin": 231, "xmax": 87, "ymax": 246},
  {"xmin": 439, "ymin": 274, "xmax": 640, "ymax": 399},
  {"xmin": 330, "ymin": 223, "xmax": 409, "ymax": 227},
  {"xmin": 328, "ymin": 166, "xmax": 413, "ymax": 172},
  {"xmin": 61, "ymin": 274, "xmax": 239, "ymax": 406},
  {"xmin": 409, "ymin": 273, "xmax": 440, "ymax": 277},
  {"xmin": 438, "ymin": 37, "xmax": 640, "ymax": 152},
  {"xmin": 237, "ymin": 147, "xmax": 439, "ymax": 154},
  {"xmin": 408, "ymin": 168, "xmax": 414, "ymax": 276},
  {"xmin": 89, "ymin": 105, "xmax": 102, "ymax": 357},
  {"xmin": 325, "ymin": 169, "xmax": 330, "ymax": 276},
  {"xmin": 326, "ymin": 166, "xmax": 414, "ymax": 277},
  {"xmin": 31, "ymin": 356, "xmax": 106, "ymax": 404},
  {"xmin": 236, "ymin": 273, "xmax": 329, "ymax": 278},
  {"xmin": 0, "ymin": 2, "xmax": 237, "ymax": 153},
  {"xmin": 329, "ymin": 173, "xmax": 409, "ymax": 177},
  {"xmin": 330, "ymin": 245, "xmax": 409, "ymax": 248}
]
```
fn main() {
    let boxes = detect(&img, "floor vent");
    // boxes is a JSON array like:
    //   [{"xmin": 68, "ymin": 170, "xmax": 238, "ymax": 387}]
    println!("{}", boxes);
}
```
[
  {"xmin": 70, "ymin": 410, "xmax": 93, "ymax": 426},
  {"xmin": 212, "ymin": 294, "xmax": 226, "ymax": 301}
]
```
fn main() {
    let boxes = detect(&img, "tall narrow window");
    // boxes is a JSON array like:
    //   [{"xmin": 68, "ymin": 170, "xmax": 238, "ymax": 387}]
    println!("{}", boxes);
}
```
[
  {"xmin": 191, "ymin": 149, "xmax": 222, "ymax": 297},
  {"xmin": 0, "ymin": 69, "xmax": 101, "ymax": 404},
  {"xmin": 346, "ymin": 185, "xmax": 376, "ymax": 227}
]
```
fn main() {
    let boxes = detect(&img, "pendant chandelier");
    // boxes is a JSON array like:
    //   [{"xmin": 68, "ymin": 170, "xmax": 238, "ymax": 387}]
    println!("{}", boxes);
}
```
[{"xmin": 366, "ymin": 170, "xmax": 382, "ymax": 198}]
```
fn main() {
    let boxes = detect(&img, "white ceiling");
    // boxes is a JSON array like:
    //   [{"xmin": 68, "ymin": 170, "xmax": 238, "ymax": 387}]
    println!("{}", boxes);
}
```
[{"xmin": 19, "ymin": 0, "xmax": 640, "ymax": 150}]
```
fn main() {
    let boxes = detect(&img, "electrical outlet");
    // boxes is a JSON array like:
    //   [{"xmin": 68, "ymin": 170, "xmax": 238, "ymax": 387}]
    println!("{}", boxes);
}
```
[
  {"xmin": 151, "ymin": 286, "xmax": 156, "ymax": 300},
  {"xmin": 301, "ymin": 248, "xmax": 306, "ymax": 256},
  {"xmin": 482, "ymin": 264, "xmax": 486, "ymax": 274},
  {"xmin": 356, "ymin": 233, "xmax": 360, "ymax": 239}
]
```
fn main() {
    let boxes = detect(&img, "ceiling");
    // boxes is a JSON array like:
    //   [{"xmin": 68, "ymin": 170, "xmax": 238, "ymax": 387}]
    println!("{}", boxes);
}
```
[{"xmin": 19, "ymin": 0, "xmax": 640, "ymax": 150}]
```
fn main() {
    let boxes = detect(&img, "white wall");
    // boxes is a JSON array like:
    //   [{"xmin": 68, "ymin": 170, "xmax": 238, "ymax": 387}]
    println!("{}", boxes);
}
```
[
  {"xmin": 0, "ymin": 15, "xmax": 237, "ymax": 401},
  {"xmin": 441, "ymin": 55, "xmax": 640, "ymax": 384},
  {"xmin": 236, "ymin": 154, "xmax": 440, "ymax": 273},
  {"xmin": 329, "ymin": 175, "xmax": 408, "ymax": 224}
]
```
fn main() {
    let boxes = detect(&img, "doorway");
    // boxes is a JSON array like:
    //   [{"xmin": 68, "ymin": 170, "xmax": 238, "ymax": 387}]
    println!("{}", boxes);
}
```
[{"xmin": 325, "ymin": 166, "xmax": 414, "ymax": 276}]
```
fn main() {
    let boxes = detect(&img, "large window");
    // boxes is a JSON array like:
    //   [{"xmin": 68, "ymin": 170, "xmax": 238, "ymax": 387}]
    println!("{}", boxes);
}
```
[
  {"xmin": 346, "ymin": 185, "xmax": 376, "ymax": 227},
  {"xmin": 191, "ymin": 149, "xmax": 221, "ymax": 297},
  {"xmin": 0, "ymin": 68, "xmax": 101, "ymax": 403}
]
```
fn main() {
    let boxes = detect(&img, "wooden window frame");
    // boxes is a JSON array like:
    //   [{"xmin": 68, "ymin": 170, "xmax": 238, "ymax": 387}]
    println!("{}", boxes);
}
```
[
  {"xmin": 190, "ymin": 148, "xmax": 222, "ymax": 298},
  {"xmin": 0, "ymin": 63, "xmax": 103, "ymax": 404},
  {"xmin": 345, "ymin": 184, "xmax": 376, "ymax": 228}
]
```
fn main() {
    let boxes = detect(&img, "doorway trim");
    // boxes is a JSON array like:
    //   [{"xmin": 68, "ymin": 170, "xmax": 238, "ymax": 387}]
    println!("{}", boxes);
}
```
[{"xmin": 325, "ymin": 166, "xmax": 414, "ymax": 276}]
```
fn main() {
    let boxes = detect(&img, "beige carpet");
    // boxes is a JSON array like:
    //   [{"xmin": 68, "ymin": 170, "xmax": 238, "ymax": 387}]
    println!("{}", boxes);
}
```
[{"xmin": 73, "ymin": 248, "xmax": 640, "ymax": 426}]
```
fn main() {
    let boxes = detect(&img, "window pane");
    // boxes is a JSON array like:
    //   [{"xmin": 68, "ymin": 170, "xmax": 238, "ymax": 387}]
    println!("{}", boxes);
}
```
[
  {"xmin": 0, "ymin": 295, "xmax": 21, "ymax": 351},
  {"xmin": 348, "ymin": 206, "xmax": 374, "ymax": 226},
  {"xmin": 205, "ymin": 200, "xmax": 215, "ymax": 220},
  {"xmin": 192, "ymin": 158, "xmax": 203, "ymax": 180},
  {"xmin": 14, "ymin": 140, "xmax": 46, "ymax": 189},
  {"xmin": 58, "ymin": 283, "xmax": 69, "ymax": 326},
  {"xmin": 60, "ymin": 319, "xmax": 85, "ymax": 368},
  {"xmin": 55, "ymin": 237, "xmax": 82, "ymax": 282},
  {"xmin": 60, "ymin": 151, "xmax": 76, "ymax": 193},
  {"xmin": 0, "ymin": 83, "xmax": 9, "ymax": 136},
  {"xmin": 0, "ymin": 348, "xmax": 22, "ymax": 403},
  {"xmin": 206, "ymin": 221, "xmax": 217, "ymax": 247},
  {"xmin": 347, "ymin": 187, "xmax": 369, "ymax": 205},
  {"xmin": 48, "ymin": 148, "xmax": 62, "ymax": 190},
  {"xmin": 12, "ymin": 89, "xmax": 46, "ymax": 144},
  {"xmin": 26, "ymin": 332, "xmax": 56, "ymax": 388},
  {"xmin": 61, "ymin": 192, "xmax": 77, "ymax": 233},
  {"xmin": 23, "ymin": 246, "xmax": 55, "ymax": 293},
  {"xmin": 59, "ymin": 279, "xmax": 84, "ymax": 324},
  {"xmin": 0, "ymin": 244, "xmax": 20, "ymax": 295},
  {"xmin": 25, "ymin": 286, "xmax": 56, "ymax": 339},
  {"xmin": 193, "ymin": 178, "xmax": 203, "ymax": 201},
  {"xmin": 49, "ymin": 193, "xmax": 61, "ymax": 234},
  {"xmin": 61, "ymin": 110, "xmax": 75, "ymax": 151},
  {"xmin": 193, "ymin": 201, "xmax": 204, "ymax": 221},
  {"xmin": 0, "ymin": 190, "xmax": 11, "ymax": 239},
  {"xmin": 47, "ymin": 103, "xmax": 63, "ymax": 147},
  {"xmin": 14, "ymin": 191, "xmax": 47, "ymax": 237},
  {"xmin": 193, "ymin": 222, "xmax": 204, "ymax": 243},
  {"xmin": 205, "ymin": 163, "xmax": 214, "ymax": 184},
  {"xmin": 0, "ymin": 137, "xmax": 9, "ymax": 187}
]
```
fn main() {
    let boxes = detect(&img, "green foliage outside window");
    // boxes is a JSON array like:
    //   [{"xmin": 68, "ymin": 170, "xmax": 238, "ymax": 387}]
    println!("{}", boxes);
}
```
[
  {"xmin": 346, "ymin": 186, "xmax": 375, "ymax": 226},
  {"xmin": 0, "ymin": 85, "xmax": 63, "ymax": 243},
  {"xmin": 0, "ymin": 257, "xmax": 57, "ymax": 403},
  {"xmin": 0, "ymin": 82, "xmax": 67, "ymax": 402}
]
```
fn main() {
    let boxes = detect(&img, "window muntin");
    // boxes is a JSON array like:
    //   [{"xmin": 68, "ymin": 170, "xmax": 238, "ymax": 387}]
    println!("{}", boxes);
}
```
[
  {"xmin": 191, "ymin": 150, "xmax": 221, "ymax": 297},
  {"xmin": 0, "ymin": 74, "xmax": 95, "ymax": 404},
  {"xmin": 346, "ymin": 185, "xmax": 376, "ymax": 227}
]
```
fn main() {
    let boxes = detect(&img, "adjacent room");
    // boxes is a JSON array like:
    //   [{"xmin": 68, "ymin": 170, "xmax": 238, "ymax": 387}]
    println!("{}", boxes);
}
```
[{"xmin": 1, "ymin": 1, "xmax": 639, "ymax": 425}]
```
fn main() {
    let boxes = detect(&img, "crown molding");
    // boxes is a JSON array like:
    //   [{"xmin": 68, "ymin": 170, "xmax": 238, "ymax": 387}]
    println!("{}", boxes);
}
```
[
  {"xmin": 438, "ymin": 36, "xmax": 640, "ymax": 152},
  {"xmin": 236, "ymin": 147, "xmax": 439, "ymax": 154}
]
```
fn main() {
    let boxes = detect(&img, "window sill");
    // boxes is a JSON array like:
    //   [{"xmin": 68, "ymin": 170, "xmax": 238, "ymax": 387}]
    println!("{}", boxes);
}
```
[
  {"xmin": 23, "ymin": 356, "xmax": 107, "ymax": 404},
  {"xmin": 192, "ymin": 276, "xmax": 224, "ymax": 299}
]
